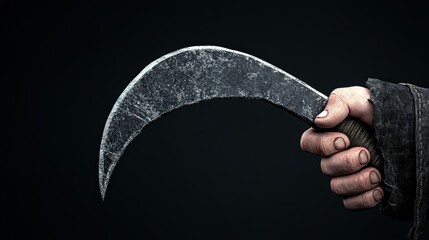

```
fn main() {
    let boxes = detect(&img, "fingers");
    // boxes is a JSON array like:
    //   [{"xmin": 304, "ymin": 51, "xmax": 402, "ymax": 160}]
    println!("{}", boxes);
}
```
[
  {"xmin": 300, "ymin": 128, "xmax": 350, "ymax": 156},
  {"xmin": 320, "ymin": 147, "xmax": 370, "ymax": 177},
  {"xmin": 330, "ymin": 167, "xmax": 382, "ymax": 197},
  {"xmin": 300, "ymin": 86, "xmax": 379, "ymax": 210},
  {"xmin": 343, "ymin": 187, "xmax": 384, "ymax": 210},
  {"xmin": 315, "ymin": 87, "xmax": 373, "ymax": 128}
]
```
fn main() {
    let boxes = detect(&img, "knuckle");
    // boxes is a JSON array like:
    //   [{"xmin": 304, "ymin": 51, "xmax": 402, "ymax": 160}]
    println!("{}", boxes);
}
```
[
  {"xmin": 299, "ymin": 136, "xmax": 306, "ymax": 150},
  {"xmin": 344, "ymin": 153, "xmax": 356, "ymax": 172},
  {"xmin": 356, "ymin": 173, "xmax": 369, "ymax": 190},
  {"xmin": 360, "ymin": 194, "xmax": 370, "ymax": 209},
  {"xmin": 300, "ymin": 130, "xmax": 310, "ymax": 150},
  {"xmin": 342, "ymin": 198, "xmax": 349, "ymax": 209},
  {"xmin": 299, "ymin": 130, "xmax": 308, "ymax": 149},
  {"xmin": 316, "ymin": 137, "xmax": 331, "ymax": 156},
  {"xmin": 361, "ymin": 192, "xmax": 376, "ymax": 209},
  {"xmin": 320, "ymin": 158, "xmax": 329, "ymax": 175},
  {"xmin": 331, "ymin": 88, "xmax": 342, "ymax": 95},
  {"xmin": 330, "ymin": 179, "xmax": 340, "ymax": 195},
  {"xmin": 331, "ymin": 88, "xmax": 347, "ymax": 102},
  {"xmin": 343, "ymin": 198, "xmax": 355, "ymax": 210}
]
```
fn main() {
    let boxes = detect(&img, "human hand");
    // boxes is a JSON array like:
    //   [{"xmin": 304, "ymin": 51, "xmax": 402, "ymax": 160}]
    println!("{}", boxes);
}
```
[{"xmin": 300, "ymin": 87, "xmax": 384, "ymax": 210}]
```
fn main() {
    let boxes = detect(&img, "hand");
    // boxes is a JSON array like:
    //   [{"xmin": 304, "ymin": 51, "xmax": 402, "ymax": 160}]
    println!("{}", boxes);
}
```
[{"xmin": 300, "ymin": 87, "xmax": 384, "ymax": 210}]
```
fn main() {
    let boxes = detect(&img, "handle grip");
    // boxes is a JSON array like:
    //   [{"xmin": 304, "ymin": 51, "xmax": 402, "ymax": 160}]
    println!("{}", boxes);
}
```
[{"xmin": 330, "ymin": 117, "xmax": 383, "ymax": 171}]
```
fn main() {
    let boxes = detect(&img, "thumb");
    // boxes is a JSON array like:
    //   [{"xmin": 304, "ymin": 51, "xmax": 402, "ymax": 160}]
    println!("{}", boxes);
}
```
[{"xmin": 315, "ymin": 87, "xmax": 373, "ymax": 128}]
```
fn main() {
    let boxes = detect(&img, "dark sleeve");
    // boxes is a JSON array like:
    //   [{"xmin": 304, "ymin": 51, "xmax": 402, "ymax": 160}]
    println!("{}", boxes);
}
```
[{"xmin": 366, "ymin": 78, "xmax": 429, "ymax": 240}]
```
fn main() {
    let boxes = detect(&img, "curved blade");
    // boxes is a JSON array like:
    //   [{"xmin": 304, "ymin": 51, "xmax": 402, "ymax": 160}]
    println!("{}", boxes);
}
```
[{"xmin": 99, "ymin": 46, "xmax": 327, "ymax": 199}]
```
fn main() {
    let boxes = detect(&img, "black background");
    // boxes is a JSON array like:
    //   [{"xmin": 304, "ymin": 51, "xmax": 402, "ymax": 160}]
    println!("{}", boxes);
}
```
[{"xmin": 4, "ymin": 0, "xmax": 429, "ymax": 239}]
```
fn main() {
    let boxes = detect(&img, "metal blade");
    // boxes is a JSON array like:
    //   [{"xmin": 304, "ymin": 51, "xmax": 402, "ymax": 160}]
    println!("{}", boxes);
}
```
[{"xmin": 99, "ymin": 46, "xmax": 327, "ymax": 199}]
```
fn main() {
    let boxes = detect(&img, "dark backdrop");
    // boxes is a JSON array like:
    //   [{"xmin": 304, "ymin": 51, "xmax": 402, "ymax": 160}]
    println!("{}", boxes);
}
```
[{"xmin": 4, "ymin": 1, "xmax": 428, "ymax": 239}]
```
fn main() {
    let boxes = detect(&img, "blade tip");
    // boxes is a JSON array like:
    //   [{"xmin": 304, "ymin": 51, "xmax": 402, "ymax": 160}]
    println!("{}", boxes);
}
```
[{"xmin": 99, "ymin": 182, "xmax": 107, "ymax": 201}]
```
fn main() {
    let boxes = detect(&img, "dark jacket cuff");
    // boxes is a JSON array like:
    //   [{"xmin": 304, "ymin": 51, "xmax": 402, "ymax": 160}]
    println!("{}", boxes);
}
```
[
  {"xmin": 366, "ymin": 78, "xmax": 416, "ymax": 220},
  {"xmin": 400, "ymin": 83, "xmax": 429, "ymax": 239}
]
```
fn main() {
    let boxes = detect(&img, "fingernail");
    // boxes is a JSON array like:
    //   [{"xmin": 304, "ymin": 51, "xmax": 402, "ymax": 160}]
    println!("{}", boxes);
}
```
[
  {"xmin": 334, "ymin": 137, "xmax": 346, "ymax": 150},
  {"xmin": 370, "ymin": 171, "xmax": 380, "ymax": 184},
  {"xmin": 373, "ymin": 189, "xmax": 383, "ymax": 202},
  {"xmin": 317, "ymin": 109, "xmax": 328, "ymax": 118},
  {"xmin": 359, "ymin": 150, "xmax": 369, "ymax": 165}
]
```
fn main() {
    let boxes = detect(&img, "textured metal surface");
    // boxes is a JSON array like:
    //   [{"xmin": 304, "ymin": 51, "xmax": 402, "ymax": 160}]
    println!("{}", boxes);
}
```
[{"xmin": 99, "ymin": 46, "xmax": 328, "ymax": 199}]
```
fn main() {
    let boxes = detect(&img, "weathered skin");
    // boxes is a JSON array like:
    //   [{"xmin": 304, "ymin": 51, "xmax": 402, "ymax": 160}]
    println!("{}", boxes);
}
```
[{"xmin": 99, "ymin": 46, "xmax": 327, "ymax": 199}]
